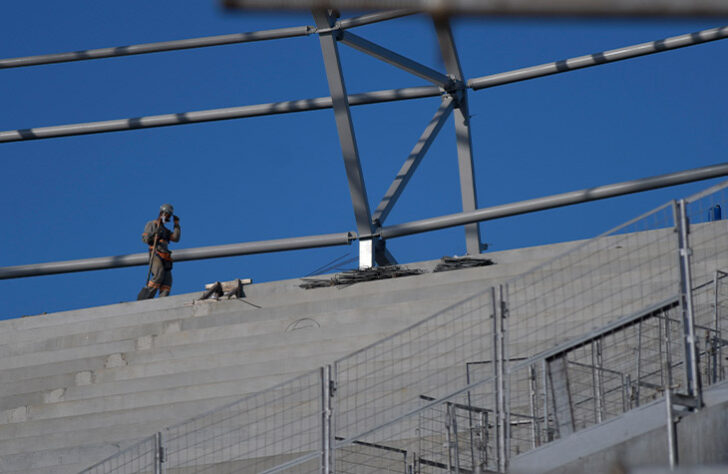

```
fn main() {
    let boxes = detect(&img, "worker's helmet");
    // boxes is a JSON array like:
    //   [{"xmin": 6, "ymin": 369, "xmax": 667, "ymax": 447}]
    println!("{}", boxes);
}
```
[{"xmin": 160, "ymin": 203, "xmax": 174, "ymax": 216}]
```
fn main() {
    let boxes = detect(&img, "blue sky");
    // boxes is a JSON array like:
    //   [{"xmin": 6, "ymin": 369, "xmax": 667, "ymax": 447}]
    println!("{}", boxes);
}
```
[{"xmin": 1, "ymin": 1, "xmax": 727, "ymax": 319}]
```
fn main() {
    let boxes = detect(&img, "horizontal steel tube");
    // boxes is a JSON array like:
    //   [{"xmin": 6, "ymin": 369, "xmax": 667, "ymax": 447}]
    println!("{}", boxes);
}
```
[
  {"xmin": 0, "ymin": 232, "xmax": 355, "ymax": 280},
  {"xmin": 0, "ymin": 26, "xmax": 313, "ymax": 69},
  {"xmin": 468, "ymin": 25, "xmax": 728, "ymax": 90},
  {"xmin": 378, "ymin": 162, "xmax": 728, "ymax": 239},
  {"xmin": 0, "ymin": 86, "xmax": 441, "ymax": 143}
]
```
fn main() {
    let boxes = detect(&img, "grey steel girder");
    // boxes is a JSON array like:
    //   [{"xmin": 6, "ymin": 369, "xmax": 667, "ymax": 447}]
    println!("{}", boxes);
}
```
[
  {"xmin": 435, "ymin": 17, "xmax": 482, "ymax": 255},
  {"xmin": 468, "ymin": 25, "xmax": 728, "ymax": 90},
  {"xmin": 313, "ymin": 9, "xmax": 374, "ymax": 243},
  {"xmin": 339, "ymin": 31, "xmax": 452, "ymax": 87},
  {"xmin": 0, "ymin": 232, "xmax": 355, "ymax": 280},
  {"xmin": 377, "ymin": 162, "xmax": 728, "ymax": 239},
  {"xmin": 0, "ymin": 86, "xmax": 442, "ymax": 143},
  {"xmin": 3, "ymin": 163, "xmax": 727, "ymax": 280},
  {"xmin": 0, "ymin": 26, "xmax": 314, "ymax": 69},
  {"xmin": 3, "ymin": 25, "xmax": 726, "ymax": 143},
  {"xmin": 372, "ymin": 96, "xmax": 454, "ymax": 227}
]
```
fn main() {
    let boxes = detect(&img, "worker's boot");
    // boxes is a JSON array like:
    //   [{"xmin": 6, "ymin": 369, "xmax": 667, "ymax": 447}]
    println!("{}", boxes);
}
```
[
  {"xmin": 158, "ymin": 289, "xmax": 170, "ymax": 297},
  {"xmin": 137, "ymin": 287, "xmax": 157, "ymax": 300}
]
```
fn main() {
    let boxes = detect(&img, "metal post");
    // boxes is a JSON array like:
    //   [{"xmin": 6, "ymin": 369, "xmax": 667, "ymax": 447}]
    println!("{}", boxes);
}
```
[
  {"xmin": 714, "ymin": 271, "xmax": 725, "ymax": 383},
  {"xmin": 322, "ymin": 366, "xmax": 332, "ymax": 474},
  {"xmin": 590, "ymin": 341, "xmax": 602, "ymax": 424},
  {"xmin": 528, "ymin": 364, "xmax": 540, "ymax": 448},
  {"xmin": 154, "ymin": 431, "xmax": 164, "ymax": 474},
  {"xmin": 595, "ymin": 339, "xmax": 605, "ymax": 423},
  {"xmin": 496, "ymin": 285, "xmax": 507, "ymax": 472},
  {"xmin": 451, "ymin": 404, "xmax": 461, "ymax": 473},
  {"xmin": 434, "ymin": 18, "xmax": 482, "ymax": 255},
  {"xmin": 665, "ymin": 387, "xmax": 679, "ymax": 469},
  {"xmin": 664, "ymin": 308, "xmax": 675, "ymax": 389},
  {"xmin": 675, "ymin": 199, "xmax": 702, "ymax": 405},
  {"xmin": 491, "ymin": 286, "xmax": 502, "ymax": 472},
  {"xmin": 541, "ymin": 358, "xmax": 550, "ymax": 442},
  {"xmin": 479, "ymin": 411, "xmax": 488, "ymax": 471},
  {"xmin": 636, "ymin": 319, "xmax": 643, "ymax": 406},
  {"xmin": 501, "ymin": 285, "xmax": 511, "ymax": 469},
  {"xmin": 445, "ymin": 404, "xmax": 454, "ymax": 473}
]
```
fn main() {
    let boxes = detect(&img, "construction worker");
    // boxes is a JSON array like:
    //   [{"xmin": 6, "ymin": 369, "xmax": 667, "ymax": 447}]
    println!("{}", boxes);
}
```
[{"xmin": 137, "ymin": 203, "xmax": 181, "ymax": 299}]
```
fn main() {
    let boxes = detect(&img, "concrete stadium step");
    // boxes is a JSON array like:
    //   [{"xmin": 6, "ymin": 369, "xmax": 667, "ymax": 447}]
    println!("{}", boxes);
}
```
[
  {"xmin": 1, "ymin": 325, "xmax": 396, "ymax": 419},
  {"xmin": 0, "ymin": 393, "xmax": 244, "ymax": 456},
  {"xmin": 0, "ymin": 261, "xmax": 496, "ymax": 360},
  {"xmin": 0, "ymin": 284, "xmax": 478, "ymax": 416}
]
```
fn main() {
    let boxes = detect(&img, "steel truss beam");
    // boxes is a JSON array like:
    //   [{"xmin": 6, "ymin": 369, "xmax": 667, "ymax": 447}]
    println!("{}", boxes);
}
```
[
  {"xmin": 0, "ymin": 232, "xmax": 355, "ymax": 280},
  {"xmin": 435, "ymin": 17, "xmax": 482, "ymax": 255},
  {"xmin": 0, "ymin": 86, "xmax": 442, "ymax": 143},
  {"xmin": 339, "ymin": 31, "xmax": 451, "ymax": 87},
  {"xmin": 313, "ymin": 9, "xmax": 374, "ymax": 268},
  {"xmin": 2, "ymin": 25, "xmax": 725, "ymax": 143},
  {"xmin": 0, "ymin": 10, "xmax": 418, "ymax": 70},
  {"xmin": 3, "ymin": 164, "xmax": 725, "ymax": 280},
  {"xmin": 372, "ymin": 96, "xmax": 454, "ymax": 227},
  {"xmin": 468, "ymin": 25, "xmax": 728, "ymax": 90},
  {"xmin": 0, "ymin": 26, "xmax": 315, "ymax": 69},
  {"xmin": 377, "ymin": 162, "xmax": 728, "ymax": 239}
]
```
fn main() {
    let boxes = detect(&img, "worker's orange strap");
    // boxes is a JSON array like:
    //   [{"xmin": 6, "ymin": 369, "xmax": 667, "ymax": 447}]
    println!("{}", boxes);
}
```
[
  {"xmin": 147, "ymin": 281, "xmax": 161, "ymax": 289},
  {"xmin": 148, "ymin": 247, "xmax": 173, "ymax": 261},
  {"xmin": 160, "ymin": 285, "xmax": 171, "ymax": 292}
]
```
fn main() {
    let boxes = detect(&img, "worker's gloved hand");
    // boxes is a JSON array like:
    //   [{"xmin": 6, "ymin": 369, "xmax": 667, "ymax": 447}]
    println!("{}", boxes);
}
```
[{"xmin": 173, "ymin": 215, "xmax": 180, "ymax": 225}]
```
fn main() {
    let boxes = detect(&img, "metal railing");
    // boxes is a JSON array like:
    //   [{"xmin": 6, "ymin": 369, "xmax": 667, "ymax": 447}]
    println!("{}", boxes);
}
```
[{"xmin": 80, "ymin": 181, "xmax": 728, "ymax": 473}]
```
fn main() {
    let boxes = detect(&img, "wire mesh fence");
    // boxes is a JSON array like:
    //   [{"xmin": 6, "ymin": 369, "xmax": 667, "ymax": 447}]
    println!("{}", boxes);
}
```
[
  {"xmin": 79, "ymin": 181, "xmax": 728, "ymax": 474},
  {"xmin": 331, "ymin": 377, "xmax": 500, "ymax": 474},
  {"xmin": 332, "ymin": 289, "xmax": 496, "ymax": 445},
  {"xmin": 163, "ymin": 368, "xmax": 324, "ymax": 474},
  {"xmin": 79, "ymin": 435, "xmax": 158, "ymax": 474}
]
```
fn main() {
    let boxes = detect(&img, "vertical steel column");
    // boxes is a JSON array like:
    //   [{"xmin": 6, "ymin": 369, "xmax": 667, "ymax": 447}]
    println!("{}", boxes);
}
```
[
  {"xmin": 714, "ymin": 271, "xmax": 725, "ymax": 382},
  {"xmin": 593, "ymin": 339, "xmax": 605, "ymax": 423},
  {"xmin": 154, "ymin": 431, "xmax": 164, "ymax": 474},
  {"xmin": 313, "ymin": 10, "xmax": 374, "ymax": 268},
  {"xmin": 496, "ymin": 285, "xmax": 507, "ymax": 473},
  {"xmin": 433, "ymin": 18, "xmax": 483, "ymax": 255},
  {"xmin": 501, "ymin": 285, "xmax": 511, "ymax": 468},
  {"xmin": 490, "ymin": 286, "xmax": 502, "ymax": 472},
  {"xmin": 528, "ymin": 364, "xmax": 540, "ymax": 448},
  {"xmin": 541, "ymin": 359, "xmax": 550, "ymax": 442},
  {"xmin": 322, "ymin": 366, "xmax": 332, "ymax": 474},
  {"xmin": 665, "ymin": 387, "xmax": 679, "ymax": 469},
  {"xmin": 636, "ymin": 320, "xmax": 643, "ymax": 406},
  {"xmin": 664, "ymin": 308, "xmax": 675, "ymax": 389},
  {"xmin": 674, "ymin": 199, "xmax": 702, "ymax": 405}
]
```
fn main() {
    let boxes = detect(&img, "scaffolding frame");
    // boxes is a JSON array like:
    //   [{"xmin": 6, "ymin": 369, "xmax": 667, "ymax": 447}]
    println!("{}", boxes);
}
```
[{"xmin": 2, "ymin": 9, "xmax": 728, "ymax": 275}]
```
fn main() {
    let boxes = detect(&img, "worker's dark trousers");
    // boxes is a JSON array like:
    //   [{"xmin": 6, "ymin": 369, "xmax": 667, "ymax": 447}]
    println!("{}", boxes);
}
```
[{"xmin": 138, "ymin": 255, "xmax": 173, "ymax": 299}]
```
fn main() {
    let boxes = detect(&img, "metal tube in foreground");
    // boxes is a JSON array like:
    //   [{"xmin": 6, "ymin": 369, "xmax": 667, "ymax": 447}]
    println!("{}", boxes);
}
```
[
  {"xmin": 0, "ymin": 232, "xmax": 355, "ymax": 280},
  {"xmin": 468, "ymin": 25, "xmax": 728, "ymax": 90},
  {"xmin": 378, "ymin": 162, "xmax": 728, "ymax": 239}
]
